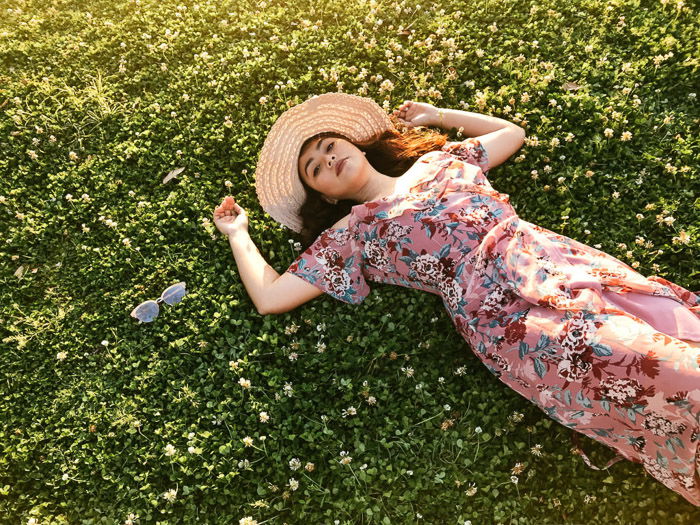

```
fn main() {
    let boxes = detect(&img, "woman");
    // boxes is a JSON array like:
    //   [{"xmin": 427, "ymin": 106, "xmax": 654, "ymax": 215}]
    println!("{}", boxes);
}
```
[{"xmin": 213, "ymin": 92, "xmax": 700, "ymax": 505}]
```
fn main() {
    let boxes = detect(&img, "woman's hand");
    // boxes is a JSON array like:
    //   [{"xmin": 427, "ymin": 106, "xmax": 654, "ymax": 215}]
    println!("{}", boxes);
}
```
[
  {"xmin": 392, "ymin": 100, "xmax": 440, "ymax": 128},
  {"xmin": 213, "ymin": 196, "xmax": 249, "ymax": 239}
]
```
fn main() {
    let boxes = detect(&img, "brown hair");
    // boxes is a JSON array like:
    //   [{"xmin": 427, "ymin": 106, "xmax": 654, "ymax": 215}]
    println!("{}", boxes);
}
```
[{"xmin": 295, "ymin": 113, "xmax": 449, "ymax": 251}]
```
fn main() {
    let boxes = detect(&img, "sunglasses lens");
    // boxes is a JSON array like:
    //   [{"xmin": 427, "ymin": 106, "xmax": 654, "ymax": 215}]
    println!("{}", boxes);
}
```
[
  {"xmin": 161, "ymin": 282, "xmax": 187, "ymax": 305},
  {"xmin": 130, "ymin": 301, "xmax": 159, "ymax": 322}
]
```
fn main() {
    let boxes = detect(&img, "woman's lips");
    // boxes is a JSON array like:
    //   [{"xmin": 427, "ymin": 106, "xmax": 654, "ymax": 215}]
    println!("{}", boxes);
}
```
[{"xmin": 336, "ymin": 157, "xmax": 347, "ymax": 175}]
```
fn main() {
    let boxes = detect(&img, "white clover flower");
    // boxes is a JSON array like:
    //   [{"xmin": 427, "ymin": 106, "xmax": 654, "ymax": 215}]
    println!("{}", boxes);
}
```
[
  {"xmin": 259, "ymin": 411, "xmax": 270, "ymax": 423},
  {"xmin": 56, "ymin": 351, "xmax": 67, "ymax": 361},
  {"xmin": 164, "ymin": 444, "xmax": 176, "ymax": 456},
  {"xmin": 289, "ymin": 457, "xmax": 301, "ymax": 471},
  {"xmin": 474, "ymin": 426, "xmax": 483, "ymax": 434},
  {"xmin": 239, "ymin": 377, "xmax": 251, "ymax": 389},
  {"xmin": 162, "ymin": 487, "xmax": 178, "ymax": 502},
  {"xmin": 288, "ymin": 477, "xmax": 299, "ymax": 491}
]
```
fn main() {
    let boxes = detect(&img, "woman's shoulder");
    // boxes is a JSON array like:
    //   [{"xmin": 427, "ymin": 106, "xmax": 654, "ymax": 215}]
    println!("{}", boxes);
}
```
[{"xmin": 331, "ymin": 214, "xmax": 351, "ymax": 230}]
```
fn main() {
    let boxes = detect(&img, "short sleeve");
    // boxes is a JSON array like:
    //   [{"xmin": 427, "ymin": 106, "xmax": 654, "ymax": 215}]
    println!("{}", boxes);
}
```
[
  {"xmin": 441, "ymin": 137, "xmax": 490, "ymax": 175},
  {"xmin": 286, "ymin": 227, "xmax": 371, "ymax": 305}
]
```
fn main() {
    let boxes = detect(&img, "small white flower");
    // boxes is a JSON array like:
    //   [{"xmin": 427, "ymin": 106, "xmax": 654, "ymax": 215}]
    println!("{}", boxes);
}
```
[
  {"xmin": 474, "ymin": 426, "xmax": 482, "ymax": 434},
  {"xmin": 162, "ymin": 487, "xmax": 178, "ymax": 503}
]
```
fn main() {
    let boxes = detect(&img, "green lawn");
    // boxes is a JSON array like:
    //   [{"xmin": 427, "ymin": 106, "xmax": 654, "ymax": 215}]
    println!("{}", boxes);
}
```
[{"xmin": 1, "ymin": 0, "xmax": 699, "ymax": 523}]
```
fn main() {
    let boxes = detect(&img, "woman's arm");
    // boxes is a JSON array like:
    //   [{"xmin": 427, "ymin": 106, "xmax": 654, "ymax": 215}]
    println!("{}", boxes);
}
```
[
  {"xmin": 228, "ymin": 232, "xmax": 281, "ymax": 315},
  {"xmin": 431, "ymin": 107, "xmax": 523, "ymax": 135}
]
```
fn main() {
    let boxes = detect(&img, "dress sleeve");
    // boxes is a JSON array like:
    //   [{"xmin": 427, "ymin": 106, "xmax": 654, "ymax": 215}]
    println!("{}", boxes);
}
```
[
  {"xmin": 441, "ymin": 137, "xmax": 490, "ymax": 175},
  {"xmin": 285, "ymin": 227, "xmax": 371, "ymax": 305}
]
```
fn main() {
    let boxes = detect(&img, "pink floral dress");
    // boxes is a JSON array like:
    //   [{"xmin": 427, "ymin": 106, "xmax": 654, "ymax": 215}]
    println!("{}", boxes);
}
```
[{"xmin": 286, "ymin": 138, "xmax": 700, "ymax": 505}]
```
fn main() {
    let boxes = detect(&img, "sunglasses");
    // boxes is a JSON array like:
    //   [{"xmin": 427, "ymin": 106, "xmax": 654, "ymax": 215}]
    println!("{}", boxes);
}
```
[{"xmin": 130, "ymin": 282, "xmax": 187, "ymax": 323}]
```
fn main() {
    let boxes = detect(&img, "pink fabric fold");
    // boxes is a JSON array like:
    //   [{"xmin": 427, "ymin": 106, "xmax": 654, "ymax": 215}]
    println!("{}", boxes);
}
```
[{"xmin": 600, "ymin": 290, "xmax": 700, "ymax": 343}]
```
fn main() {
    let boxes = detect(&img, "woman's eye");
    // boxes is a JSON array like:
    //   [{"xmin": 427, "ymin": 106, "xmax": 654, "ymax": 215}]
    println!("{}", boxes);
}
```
[{"xmin": 314, "ymin": 142, "xmax": 334, "ymax": 177}]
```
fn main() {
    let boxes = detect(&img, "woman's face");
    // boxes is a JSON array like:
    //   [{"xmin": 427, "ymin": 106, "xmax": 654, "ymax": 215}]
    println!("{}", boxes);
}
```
[{"xmin": 297, "ymin": 136, "xmax": 370, "ymax": 202}]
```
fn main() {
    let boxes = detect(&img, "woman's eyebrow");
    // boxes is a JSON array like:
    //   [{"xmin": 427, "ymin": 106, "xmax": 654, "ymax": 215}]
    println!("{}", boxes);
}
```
[{"xmin": 304, "ymin": 138, "xmax": 326, "ymax": 177}]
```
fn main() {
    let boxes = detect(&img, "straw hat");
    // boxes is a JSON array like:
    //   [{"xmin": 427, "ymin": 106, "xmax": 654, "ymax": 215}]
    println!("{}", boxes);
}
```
[{"xmin": 254, "ymin": 92, "xmax": 395, "ymax": 233}]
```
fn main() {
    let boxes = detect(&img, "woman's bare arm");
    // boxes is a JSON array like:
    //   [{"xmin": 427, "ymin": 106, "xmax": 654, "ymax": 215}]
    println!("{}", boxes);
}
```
[
  {"xmin": 260, "ymin": 272, "xmax": 324, "ymax": 314},
  {"xmin": 228, "ymin": 231, "xmax": 326, "ymax": 314},
  {"xmin": 228, "ymin": 232, "xmax": 282, "ymax": 315}
]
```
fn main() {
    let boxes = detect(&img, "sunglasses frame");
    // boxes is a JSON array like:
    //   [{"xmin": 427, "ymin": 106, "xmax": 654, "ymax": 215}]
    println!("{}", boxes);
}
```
[{"xmin": 130, "ymin": 281, "xmax": 187, "ymax": 323}]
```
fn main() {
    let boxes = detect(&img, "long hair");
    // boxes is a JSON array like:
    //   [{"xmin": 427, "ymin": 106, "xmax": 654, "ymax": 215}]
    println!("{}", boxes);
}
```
[{"xmin": 295, "ymin": 113, "xmax": 449, "ymax": 251}]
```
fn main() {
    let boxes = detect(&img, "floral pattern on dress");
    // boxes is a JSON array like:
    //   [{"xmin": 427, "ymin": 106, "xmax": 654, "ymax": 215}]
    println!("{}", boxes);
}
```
[{"xmin": 286, "ymin": 137, "xmax": 700, "ymax": 506}]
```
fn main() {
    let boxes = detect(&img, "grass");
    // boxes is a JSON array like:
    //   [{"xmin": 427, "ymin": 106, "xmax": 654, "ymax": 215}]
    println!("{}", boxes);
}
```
[{"xmin": 1, "ymin": 0, "xmax": 699, "ymax": 523}]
